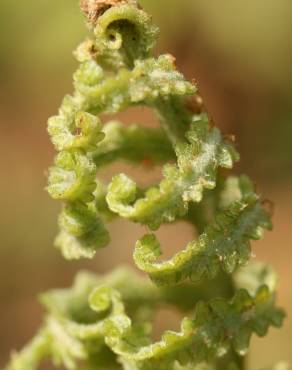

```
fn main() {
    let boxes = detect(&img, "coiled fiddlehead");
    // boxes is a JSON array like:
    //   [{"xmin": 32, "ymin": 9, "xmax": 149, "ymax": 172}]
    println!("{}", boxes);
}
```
[{"xmin": 5, "ymin": 1, "xmax": 287, "ymax": 369}]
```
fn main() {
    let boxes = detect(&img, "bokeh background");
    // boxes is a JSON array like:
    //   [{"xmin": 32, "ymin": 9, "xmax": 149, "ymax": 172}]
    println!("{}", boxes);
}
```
[{"xmin": 0, "ymin": 0, "xmax": 291, "ymax": 368}]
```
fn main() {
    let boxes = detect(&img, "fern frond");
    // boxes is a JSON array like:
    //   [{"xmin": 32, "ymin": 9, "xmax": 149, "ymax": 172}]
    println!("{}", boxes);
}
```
[
  {"xmin": 133, "ymin": 176, "xmax": 272, "ymax": 285},
  {"xmin": 5, "ymin": 0, "xmax": 287, "ymax": 369}
]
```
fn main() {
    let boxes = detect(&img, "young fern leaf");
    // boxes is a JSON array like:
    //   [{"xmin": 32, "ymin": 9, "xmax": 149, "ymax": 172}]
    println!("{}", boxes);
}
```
[
  {"xmin": 6, "ymin": 265, "xmax": 284, "ymax": 370},
  {"xmin": 46, "ymin": 2, "xmax": 199, "ymax": 258},
  {"xmin": 110, "ymin": 287, "xmax": 283, "ymax": 369},
  {"xmin": 48, "ymin": 112, "xmax": 110, "ymax": 259},
  {"xmin": 107, "ymin": 115, "xmax": 239, "ymax": 229},
  {"xmin": 5, "ymin": 0, "xmax": 287, "ymax": 369},
  {"xmin": 133, "ymin": 176, "xmax": 272, "ymax": 285}
]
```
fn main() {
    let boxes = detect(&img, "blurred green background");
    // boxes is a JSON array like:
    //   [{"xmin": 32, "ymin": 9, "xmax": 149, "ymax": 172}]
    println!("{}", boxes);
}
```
[{"xmin": 0, "ymin": 0, "xmax": 291, "ymax": 368}]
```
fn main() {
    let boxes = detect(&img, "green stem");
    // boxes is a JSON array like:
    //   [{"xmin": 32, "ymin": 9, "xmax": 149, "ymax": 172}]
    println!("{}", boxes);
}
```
[{"xmin": 155, "ymin": 96, "xmax": 193, "ymax": 144}]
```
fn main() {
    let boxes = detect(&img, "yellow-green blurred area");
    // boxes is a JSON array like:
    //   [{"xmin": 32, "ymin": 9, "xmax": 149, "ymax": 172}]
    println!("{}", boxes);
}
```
[{"xmin": 0, "ymin": 0, "xmax": 291, "ymax": 368}]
